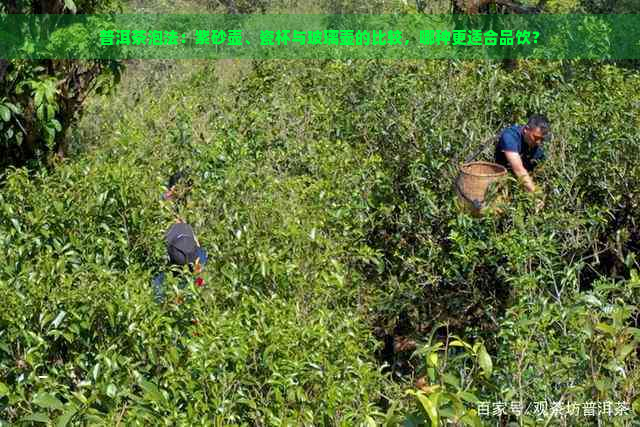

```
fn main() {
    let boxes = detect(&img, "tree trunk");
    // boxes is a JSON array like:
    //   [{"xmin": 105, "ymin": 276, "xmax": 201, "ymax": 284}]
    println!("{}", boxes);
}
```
[{"xmin": 0, "ymin": 59, "xmax": 8, "ymax": 82}]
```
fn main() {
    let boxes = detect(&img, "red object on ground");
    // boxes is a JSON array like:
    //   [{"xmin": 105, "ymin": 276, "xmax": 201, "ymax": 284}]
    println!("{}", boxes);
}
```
[{"xmin": 195, "ymin": 277, "xmax": 205, "ymax": 287}]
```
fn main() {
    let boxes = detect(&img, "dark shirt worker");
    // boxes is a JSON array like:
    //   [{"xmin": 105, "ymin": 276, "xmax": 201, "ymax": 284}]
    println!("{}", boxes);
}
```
[{"xmin": 495, "ymin": 115, "xmax": 550, "ymax": 193}]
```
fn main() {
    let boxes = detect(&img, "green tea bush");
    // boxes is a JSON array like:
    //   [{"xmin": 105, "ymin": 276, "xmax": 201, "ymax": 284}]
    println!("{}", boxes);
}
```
[
  {"xmin": 207, "ymin": 58, "xmax": 640, "ymax": 424},
  {"xmin": 0, "ymin": 60, "xmax": 397, "ymax": 425}
]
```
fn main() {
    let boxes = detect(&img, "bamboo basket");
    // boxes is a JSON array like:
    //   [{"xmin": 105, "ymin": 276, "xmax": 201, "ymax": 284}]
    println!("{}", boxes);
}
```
[{"xmin": 455, "ymin": 161, "xmax": 507, "ymax": 216}]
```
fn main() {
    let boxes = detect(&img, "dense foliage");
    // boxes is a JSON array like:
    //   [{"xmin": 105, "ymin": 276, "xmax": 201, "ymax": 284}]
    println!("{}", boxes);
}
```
[
  {"xmin": 1, "ymin": 1, "xmax": 640, "ymax": 426},
  {"xmin": 215, "ymin": 58, "xmax": 640, "ymax": 424},
  {"xmin": 2, "ymin": 56, "xmax": 638, "ymax": 425}
]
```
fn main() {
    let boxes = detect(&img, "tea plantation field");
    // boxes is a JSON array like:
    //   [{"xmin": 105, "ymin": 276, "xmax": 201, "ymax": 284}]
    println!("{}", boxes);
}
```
[{"xmin": 1, "ymin": 19, "xmax": 640, "ymax": 427}]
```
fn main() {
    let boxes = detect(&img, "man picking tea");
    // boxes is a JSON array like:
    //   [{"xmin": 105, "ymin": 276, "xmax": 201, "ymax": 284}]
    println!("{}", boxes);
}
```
[{"xmin": 494, "ymin": 114, "xmax": 550, "ymax": 193}]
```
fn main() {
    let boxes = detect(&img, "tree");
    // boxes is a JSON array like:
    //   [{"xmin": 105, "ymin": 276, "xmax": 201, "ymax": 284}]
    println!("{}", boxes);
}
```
[{"xmin": 0, "ymin": 0, "xmax": 123, "ymax": 170}]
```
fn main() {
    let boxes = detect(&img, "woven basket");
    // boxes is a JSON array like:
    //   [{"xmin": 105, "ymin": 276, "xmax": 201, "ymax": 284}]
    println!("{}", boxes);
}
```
[{"xmin": 456, "ymin": 161, "xmax": 507, "ymax": 215}]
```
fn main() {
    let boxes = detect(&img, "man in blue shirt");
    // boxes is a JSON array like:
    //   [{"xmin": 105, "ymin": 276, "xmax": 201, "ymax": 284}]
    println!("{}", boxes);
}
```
[{"xmin": 495, "ymin": 115, "xmax": 550, "ymax": 193}]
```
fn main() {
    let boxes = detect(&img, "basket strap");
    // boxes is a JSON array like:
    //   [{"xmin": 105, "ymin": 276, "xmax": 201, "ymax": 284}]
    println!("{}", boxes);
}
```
[{"xmin": 464, "ymin": 134, "xmax": 500, "ymax": 163}]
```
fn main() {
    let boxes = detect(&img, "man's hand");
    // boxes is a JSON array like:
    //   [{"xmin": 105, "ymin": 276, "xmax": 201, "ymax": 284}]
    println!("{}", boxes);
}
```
[{"xmin": 503, "ymin": 151, "xmax": 536, "ymax": 192}]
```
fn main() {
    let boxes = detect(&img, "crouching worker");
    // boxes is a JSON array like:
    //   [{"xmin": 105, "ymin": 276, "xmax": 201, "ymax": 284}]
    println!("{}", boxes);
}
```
[
  {"xmin": 151, "ymin": 220, "xmax": 207, "ymax": 303},
  {"xmin": 495, "ymin": 115, "xmax": 549, "ymax": 194}
]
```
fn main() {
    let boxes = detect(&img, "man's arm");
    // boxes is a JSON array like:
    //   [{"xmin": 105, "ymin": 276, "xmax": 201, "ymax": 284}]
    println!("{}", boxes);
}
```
[{"xmin": 504, "ymin": 151, "xmax": 536, "ymax": 192}]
